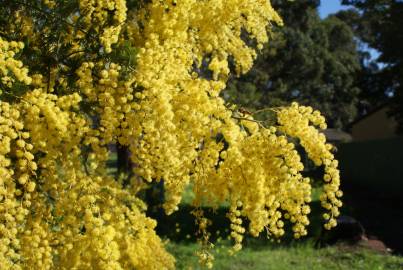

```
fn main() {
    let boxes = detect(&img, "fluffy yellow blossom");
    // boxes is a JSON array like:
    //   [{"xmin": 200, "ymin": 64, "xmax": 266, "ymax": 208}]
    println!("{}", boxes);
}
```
[
  {"xmin": 0, "ymin": 37, "xmax": 31, "ymax": 86},
  {"xmin": 79, "ymin": 0, "xmax": 127, "ymax": 53}
]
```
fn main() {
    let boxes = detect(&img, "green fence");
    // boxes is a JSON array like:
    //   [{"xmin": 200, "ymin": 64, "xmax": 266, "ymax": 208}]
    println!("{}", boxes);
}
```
[{"xmin": 337, "ymin": 136, "xmax": 403, "ymax": 197}]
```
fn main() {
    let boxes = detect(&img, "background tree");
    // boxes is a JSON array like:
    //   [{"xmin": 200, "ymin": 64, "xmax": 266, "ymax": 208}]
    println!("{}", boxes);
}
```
[
  {"xmin": 223, "ymin": 0, "xmax": 361, "ymax": 129},
  {"xmin": 338, "ymin": 0, "xmax": 403, "ymax": 132}
]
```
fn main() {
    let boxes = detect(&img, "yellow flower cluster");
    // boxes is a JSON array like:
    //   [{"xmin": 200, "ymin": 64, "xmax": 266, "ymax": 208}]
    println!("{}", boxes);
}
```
[
  {"xmin": 79, "ymin": 0, "xmax": 127, "ymax": 53},
  {"xmin": 0, "ymin": 101, "xmax": 35, "ymax": 269},
  {"xmin": 12, "ymin": 10, "xmax": 34, "ymax": 38},
  {"xmin": 0, "ymin": 38, "xmax": 31, "ymax": 87},
  {"xmin": 0, "ymin": 37, "xmax": 173, "ymax": 268},
  {"xmin": 0, "ymin": 86, "xmax": 175, "ymax": 269},
  {"xmin": 42, "ymin": 0, "xmax": 56, "ymax": 9},
  {"xmin": 130, "ymin": 0, "xmax": 282, "ymax": 215},
  {"xmin": 76, "ymin": 61, "xmax": 136, "ymax": 147},
  {"xmin": 277, "ymin": 103, "xmax": 343, "ymax": 230}
]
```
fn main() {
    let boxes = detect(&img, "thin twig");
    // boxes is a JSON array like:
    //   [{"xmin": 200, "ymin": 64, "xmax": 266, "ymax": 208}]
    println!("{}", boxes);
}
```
[
  {"xmin": 231, "ymin": 116, "xmax": 264, "ymax": 123},
  {"xmin": 252, "ymin": 107, "xmax": 281, "ymax": 115}
]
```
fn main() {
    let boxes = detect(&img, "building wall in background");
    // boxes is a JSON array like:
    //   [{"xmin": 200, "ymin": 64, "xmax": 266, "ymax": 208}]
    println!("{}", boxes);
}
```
[{"xmin": 351, "ymin": 106, "xmax": 398, "ymax": 141}]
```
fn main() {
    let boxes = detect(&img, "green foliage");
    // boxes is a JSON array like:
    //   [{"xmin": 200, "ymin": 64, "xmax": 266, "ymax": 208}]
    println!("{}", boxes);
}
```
[
  {"xmin": 339, "ymin": 0, "xmax": 403, "ymax": 132},
  {"xmin": 223, "ymin": 0, "xmax": 361, "ymax": 129},
  {"xmin": 0, "ymin": 0, "xmax": 139, "ymax": 99}
]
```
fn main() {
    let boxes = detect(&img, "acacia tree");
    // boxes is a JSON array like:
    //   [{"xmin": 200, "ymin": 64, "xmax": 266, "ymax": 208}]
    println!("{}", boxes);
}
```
[{"xmin": 0, "ymin": 1, "xmax": 342, "ymax": 269}]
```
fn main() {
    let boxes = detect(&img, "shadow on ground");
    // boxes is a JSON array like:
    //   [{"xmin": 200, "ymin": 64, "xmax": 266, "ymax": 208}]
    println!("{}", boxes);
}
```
[
  {"xmin": 341, "ymin": 182, "xmax": 403, "ymax": 255},
  {"xmin": 148, "ymin": 186, "xmax": 402, "ymax": 256}
]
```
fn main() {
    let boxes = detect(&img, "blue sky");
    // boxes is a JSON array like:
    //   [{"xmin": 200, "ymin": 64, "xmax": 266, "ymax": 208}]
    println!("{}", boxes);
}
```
[
  {"xmin": 318, "ymin": 1, "xmax": 381, "ymax": 61},
  {"xmin": 319, "ymin": 1, "xmax": 350, "ymax": 18}
]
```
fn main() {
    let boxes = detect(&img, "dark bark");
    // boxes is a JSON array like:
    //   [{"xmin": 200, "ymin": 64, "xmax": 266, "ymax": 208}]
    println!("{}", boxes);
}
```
[{"xmin": 116, "ymin": 143, "xmax": 132, "ymax": 179}]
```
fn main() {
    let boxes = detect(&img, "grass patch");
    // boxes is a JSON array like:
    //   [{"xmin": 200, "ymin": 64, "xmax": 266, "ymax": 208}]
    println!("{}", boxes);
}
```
[{"xmin": 167, "ymin": 241, "xmax": 403, "ymax": 270}]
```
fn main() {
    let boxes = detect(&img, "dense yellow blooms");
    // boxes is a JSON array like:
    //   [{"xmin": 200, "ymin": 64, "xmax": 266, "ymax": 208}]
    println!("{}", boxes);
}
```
[
  {"xmin": 0, "ymin": 0, "xmax": 342, "ymax": 269},
  {"xmin": 129, "ymin": 0, "xmax": 283, "ymax": 215},
  {"xmin": 0, "ymin": 38, "xmax": 31, "ymax": 87},
  {"xmin": 277, "ymin": 103, "xmax": 342, "ymax": 230},
  {"xmin": 79, "ymin": 0, "xmax": 127, "ymax": 53}
]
